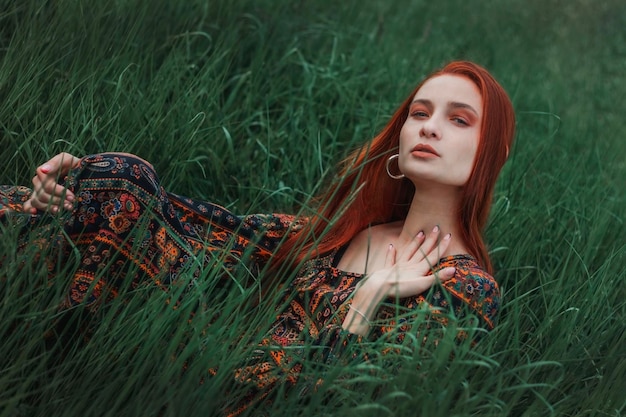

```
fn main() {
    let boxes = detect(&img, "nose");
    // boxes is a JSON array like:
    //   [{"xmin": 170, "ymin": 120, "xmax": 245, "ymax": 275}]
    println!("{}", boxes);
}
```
[{"xmin": 420, "ymin": 118, "xmax": 441, "ymax": 139}]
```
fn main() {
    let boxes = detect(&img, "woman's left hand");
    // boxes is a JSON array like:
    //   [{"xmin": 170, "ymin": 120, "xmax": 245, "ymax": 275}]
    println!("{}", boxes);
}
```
[{"xmin": 342, "ymin": 226, "xmax": 456, "ymax": 335}]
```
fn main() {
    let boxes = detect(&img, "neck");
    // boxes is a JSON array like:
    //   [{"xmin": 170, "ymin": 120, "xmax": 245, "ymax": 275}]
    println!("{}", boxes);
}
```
[{"xmin": 397, "ymin": 182, "xmax": 468, "ymax": 256}]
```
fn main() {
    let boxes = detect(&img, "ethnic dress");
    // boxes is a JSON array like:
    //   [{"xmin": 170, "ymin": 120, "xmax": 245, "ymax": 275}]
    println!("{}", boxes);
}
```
[{"xmin": 0, "ymin": 153, "xmax": 500, "ymax": 415}]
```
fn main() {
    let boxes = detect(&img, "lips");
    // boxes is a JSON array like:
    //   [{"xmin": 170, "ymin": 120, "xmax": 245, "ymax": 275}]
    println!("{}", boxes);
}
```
[{"xmin": 411, "ymin": 143, "xmax": 440, "ymax": 157}]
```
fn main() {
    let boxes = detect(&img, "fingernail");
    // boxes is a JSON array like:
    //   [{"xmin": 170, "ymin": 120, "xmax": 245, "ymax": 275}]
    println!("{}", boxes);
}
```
[
  {"xmin": 66, "ymin": 194, "xmax": 74, "ymax": 202},
  {"xmin": 64, "ymin": 203, "xmax": 73, "ymax": 211},
  {"xmin": 444, "ymin": 233, "xmax": 451, "ymax": 240},
  {"xmin": 52, "ymin": 206, "xmax": 58, "ymax": 214},
  {"xmin": 388, "ymin": 244, "xmax": 394, "ymax": 250},
  {"xmin": 40, "ymin": 164, "xmax": 51, "ymax": 173},
  {"xmin": 432, "ymin": 225, "xmax": 439, "ymax": 233},
  {"xmin": 447, "ymin": 267, "xmax": 456, "ymax": 275},
  {"xmin": 416, "ymin": 231, "xmax": 424, "ymax": 238}
]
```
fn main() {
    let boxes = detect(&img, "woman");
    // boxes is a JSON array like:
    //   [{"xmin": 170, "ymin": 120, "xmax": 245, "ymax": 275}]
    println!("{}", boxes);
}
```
[{"xmin": 1, "ymin": 60, "xmax": 514, "ymax": 413}]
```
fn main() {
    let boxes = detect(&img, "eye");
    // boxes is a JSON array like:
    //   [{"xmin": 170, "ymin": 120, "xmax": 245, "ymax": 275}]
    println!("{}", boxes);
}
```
[
  {"xmin": 451, "ymin": 116, "xmax": 469, "ymax": 126},
  {"xmin": 411, "ymin": 110, "xmax": 429, "ymax": 118}
]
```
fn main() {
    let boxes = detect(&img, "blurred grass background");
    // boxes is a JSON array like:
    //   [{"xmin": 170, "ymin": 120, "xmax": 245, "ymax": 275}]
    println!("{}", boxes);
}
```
[{"xmin": 0, "ymin": 0, "xmax": 624, "ymax": 416}]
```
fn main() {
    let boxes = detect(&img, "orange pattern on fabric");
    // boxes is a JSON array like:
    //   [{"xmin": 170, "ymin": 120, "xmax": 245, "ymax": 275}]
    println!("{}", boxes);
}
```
[{"xmin": 1, "ymin": 152, "xmax": 500, "ymax": 416}]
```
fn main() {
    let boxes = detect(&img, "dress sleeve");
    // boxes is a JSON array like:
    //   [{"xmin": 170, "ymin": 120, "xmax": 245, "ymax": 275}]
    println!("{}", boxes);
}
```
[
  {"xmin": 2, "ymin": 153, "xmax": 308, "ymax": 309},
  {"xmin": 374, "ymin": 257, "xmax": 501, "ymax": 346},
  {"xmin": 167, "ymin": 193, "xmax": 307, "ymax": 269}
]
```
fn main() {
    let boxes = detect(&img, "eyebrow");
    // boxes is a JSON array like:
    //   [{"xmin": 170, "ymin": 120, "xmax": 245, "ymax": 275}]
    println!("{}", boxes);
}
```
[{"xmin": 410, "ymin": 99, "xmax": 480, "ymax": 117}]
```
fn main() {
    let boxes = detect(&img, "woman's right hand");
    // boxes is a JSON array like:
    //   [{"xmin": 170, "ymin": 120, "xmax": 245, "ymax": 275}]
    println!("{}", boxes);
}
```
[
  {"xmin": 342, "ymin": 226, "xmax": 457, "ymax": 335},
  {"xmin": 23, "ymin": 152, "xmax": 81, "ymax": 214}
]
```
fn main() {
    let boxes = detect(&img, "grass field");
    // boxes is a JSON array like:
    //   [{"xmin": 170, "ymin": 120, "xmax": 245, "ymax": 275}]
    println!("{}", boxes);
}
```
[{"xmin": 1, "ymin": 0, "xmax": 625, "ymax": 416}]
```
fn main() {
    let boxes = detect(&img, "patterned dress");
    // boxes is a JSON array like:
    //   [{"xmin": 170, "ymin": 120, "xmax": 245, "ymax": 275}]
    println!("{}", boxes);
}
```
[{"xmin": 0, "ymin": 153, "xmax": 500, "ymax": 415}]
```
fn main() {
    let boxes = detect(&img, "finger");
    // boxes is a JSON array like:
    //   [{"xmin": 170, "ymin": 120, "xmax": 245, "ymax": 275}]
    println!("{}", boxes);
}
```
[
  {"xmin": 35, "ymin": 153, "xmax": 78, "ymax": 202},
  {"xmin": 384, "ymin": 244, "xmax": 397, "ymax": 268},
  {"xmin": 28, "ymin": 192, "xmax": 59, "ymax": 212},
  {"xmin": 41, "ymin": 177, "xmax": 75, "ymax": 202},
  {"xmin": 38, "ymin": 152, "xmax": 80, "ymax": 177},
  {"xmin": 30, "ymin": 175, "xmax": 72, "ymax": 213},
  {"xmin": 34, "ymin": 165, "xmax": 76, "ymax": 205},
  {"xmin": 397, "ymin": 230, "xmax": 425, "ymax": 262},
  {"xmin": 33, "ymin": 188, "xmax": 67, "ymax": 207},
  {"xmin": 412, "ymin": 225, "xmax": 443, "ymax": 262},
  {"xmin": 22, "ymin": 199, "xmax": 37, "ymax": 215},
  {"xmin": 421, "ymin": 232, "xmax": 452, "ymax": 269},
  {"xmin": 432, "ymin": 266, "xmax": 456, "ymax": 281}
]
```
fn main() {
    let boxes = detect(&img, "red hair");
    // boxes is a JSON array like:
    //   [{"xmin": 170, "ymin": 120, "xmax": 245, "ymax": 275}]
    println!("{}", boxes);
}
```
[{"xmin": 271, "ymin": 61, "xmax": 515, "ymax": 277}]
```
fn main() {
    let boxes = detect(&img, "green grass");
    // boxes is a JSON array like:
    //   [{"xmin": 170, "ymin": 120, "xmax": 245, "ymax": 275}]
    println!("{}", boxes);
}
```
[{"xmin": 1, "ymin": 0, "xmax": 625, "ymax": 416}]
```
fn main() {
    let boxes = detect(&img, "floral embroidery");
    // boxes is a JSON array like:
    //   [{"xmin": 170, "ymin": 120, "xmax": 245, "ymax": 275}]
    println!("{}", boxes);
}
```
[
  {"xmin": 101, "ymin": 197, "xmax": 121, "ymax": 218},
  {"xmin": 79, "ymin": 190, "xmax": 93, "ymax": 204},
  {"xmin": 78, "ymin": 206, "xmax": 97, "ymax": 225},
  {"xmin": 109, "ymin": 213, "xmax": 132, "ymax": 234},
  {"xmin": 119, "ymin": 193, "xmax": 140, "ymax": 219}
]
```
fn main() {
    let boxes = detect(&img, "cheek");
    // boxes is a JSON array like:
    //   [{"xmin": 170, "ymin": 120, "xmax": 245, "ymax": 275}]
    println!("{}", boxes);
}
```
[
  {"xmin": 398, "ymin": 121, "xmax": 417, "ymax": 153},
  {"xmin": 397, "ymin": 123, "xmax": 415, "ymax": 170},
  {"xmin": 398, "ymin": 123, "xmax": 409, "ymax": 151},
  {"xmin": 465, "ymin": 139, "xmax": 479, "ymax": 162},
  {"xmin": 456, "ymin": 128, "xmax": 480, "ymax": 158},
  {"xmin": 469, "ymin": 134, "xmax": 480, "ymax": 161},
  {"xmin": 456, "ymin": 136, "xmax": 480, "ymax": 176}
]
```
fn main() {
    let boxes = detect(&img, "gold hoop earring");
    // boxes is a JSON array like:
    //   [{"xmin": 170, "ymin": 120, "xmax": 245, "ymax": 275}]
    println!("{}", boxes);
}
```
[{"xmin": 386, "ymin": 154, "xmax": 405, "ymax": 179}]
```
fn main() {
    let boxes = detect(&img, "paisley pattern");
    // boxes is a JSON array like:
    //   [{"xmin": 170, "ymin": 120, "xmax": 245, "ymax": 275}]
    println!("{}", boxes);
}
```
[{"xmin": 0, "ymin": 152, "xmax": 500, "ymax": 416}]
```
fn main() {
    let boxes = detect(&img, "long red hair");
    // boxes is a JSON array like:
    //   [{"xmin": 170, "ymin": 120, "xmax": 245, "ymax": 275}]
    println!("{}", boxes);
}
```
[{"xmin": 271, "ymin": 61, "xmax": 515, "ymax": 277}]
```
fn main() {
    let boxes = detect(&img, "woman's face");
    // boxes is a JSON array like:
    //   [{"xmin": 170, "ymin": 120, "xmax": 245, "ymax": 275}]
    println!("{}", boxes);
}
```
[{"xmin": 398, "ymin": 74, "xmax": 483, "ymax": 188}]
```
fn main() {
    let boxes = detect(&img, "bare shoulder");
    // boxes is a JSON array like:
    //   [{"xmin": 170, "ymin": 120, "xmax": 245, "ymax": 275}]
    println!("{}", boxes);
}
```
[
  {"xmin": 352, "ymin": 221, "xmax": 402, "ymax": 246},
  {"xmin": 335, "ymin": 222, "xmax": 402, "ymax": 274}
]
